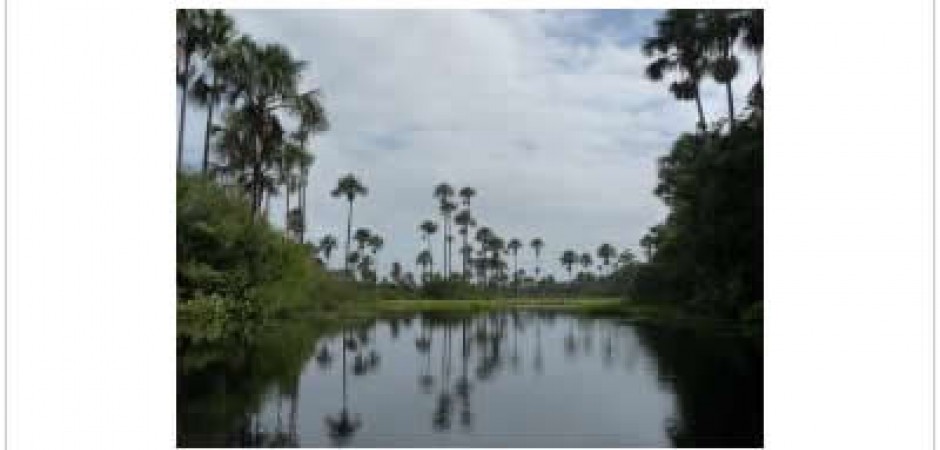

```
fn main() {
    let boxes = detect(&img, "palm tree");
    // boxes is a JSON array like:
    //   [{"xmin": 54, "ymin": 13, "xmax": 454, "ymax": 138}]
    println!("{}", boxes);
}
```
[
  {"xmin": 368, "ymin": 234, "xmax": 384, "ymax": 283},
  {"xmin": 291, "ymin": 90, "xmax": 329, "ymax": 241},
  {"xmin": 474, "ymin": 227, "xmax": 493, "ymax": 286},
  {"xmin": 190, "ymin": 9, "xmax": 235, "ymax": 174},
  {"xmin": 580, "ymin": 252, "xmax": 593, "ymax": 271},
  {"xmin": 354, "ymin": 228, "xmax": 372, "ymax": 254},
  {"xmin": 419, "ymin": 220, "xmax": 438, "ymax": 276},
  {"xmin": 417, "ymin": 249, "xmax": 433, "ymax": 283},
  {"xmin": 643, "ymin": 10, "xmax": 710, "ymax": 131},
  {"xmin": 597, "ymin": 243, "xmax": 617, "ymax": 274},
  {"xmin": 702, "ymin": 10, "xmax": 743, "ymax": 128},
  {"xmin": 433, "ymin": 183, "xmax": 456, "ymax": 279},
  {"xmin": 454, "ymin": 209, "xmax": 475, "ymax": 279},
  {"xmin": 560, "ymin": 250, "xmax": 577, "ymax": 282},
  {"xmin": 530, "ymin": 237, "xmax": 544, "ymax": 280},
  {"xmin": 390, "ymin": 261, "xmax": 403, "ymax": 285},
  {"xmin": 279, "ymin": 142, "xmax": 309, "ymax": 240},
  {"xmin": 442, "ymin": 201, "xmax": 458, "ymax": 279},
  {"xmin": 216, "ymin": 36, "xmax": 309, "ymax": 215},
  {"xmin": 176, "ymin": 9, "xmax": 208, "ymax": 172},
  {"xmin": 319, "ymin": 235, "xmax": 337, "ymax": 268},
  {"xmin": 507, "ymin": 238, "xmax": 522, "ymax": 287},
  {"xmin": 458, "ymin": 186, "xmax": 476, "ymax": 208},
  {"xmin": 331, "ymin": 174, "xmax": 368, "ymax": 273}
]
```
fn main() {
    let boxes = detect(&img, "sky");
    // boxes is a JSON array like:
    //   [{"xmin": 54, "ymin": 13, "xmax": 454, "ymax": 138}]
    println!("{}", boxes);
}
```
[{"xmin": 179, "ymin": 9, "xmax": 759, "ymax": 280}]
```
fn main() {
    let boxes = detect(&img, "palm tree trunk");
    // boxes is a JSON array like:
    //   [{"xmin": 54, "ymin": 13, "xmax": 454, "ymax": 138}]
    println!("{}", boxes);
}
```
[
  {"xmin": 177, "ymin": 54, "xmax": 191, "ymax": 173},
  {"xmin": 693, "ymin": 81, "xmax": 706, "ymax": 131},
  {"xmin": 202, "ymin": 73, "xmax": 217, "ymax": 174},
  {"xmin": 345, "ymin": 200, "xmax": 353, "ymax": 274},
  {"xmin": 285, "ymin": 184, "xmax": 291, "ymax": 240}
]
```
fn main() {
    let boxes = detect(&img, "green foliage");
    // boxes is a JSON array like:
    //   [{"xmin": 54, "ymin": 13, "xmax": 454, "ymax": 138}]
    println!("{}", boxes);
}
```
[
  {"xmin": 177, "ymin": 174, "xmax": 360, "ymax": 343},
  {"xmin": 628, "ymin": 115, "xmax": 762, "ymax": 319}
]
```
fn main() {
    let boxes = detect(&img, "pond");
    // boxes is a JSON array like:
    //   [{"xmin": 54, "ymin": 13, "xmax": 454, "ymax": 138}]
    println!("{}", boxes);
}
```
[{"xmin": 178, "ymin": 310, "xmax": 762, "ymax": 447}]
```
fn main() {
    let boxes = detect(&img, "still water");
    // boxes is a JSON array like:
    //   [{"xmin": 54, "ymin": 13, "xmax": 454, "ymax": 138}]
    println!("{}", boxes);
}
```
[{"xmin": 178, "ymin": 311, "xmax": 762, "ymax": 447}]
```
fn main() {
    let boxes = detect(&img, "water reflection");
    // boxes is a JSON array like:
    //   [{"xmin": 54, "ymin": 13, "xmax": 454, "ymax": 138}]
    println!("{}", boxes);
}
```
[{"xmin": 178, "ymin": 310, "xmax": 762, "ymax": 447}]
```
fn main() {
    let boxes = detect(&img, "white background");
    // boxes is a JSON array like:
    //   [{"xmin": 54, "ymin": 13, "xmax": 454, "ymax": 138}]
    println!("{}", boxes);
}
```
[{"xmin": 2, "ymin": 0, "xmax": 934, "ymax": 449}]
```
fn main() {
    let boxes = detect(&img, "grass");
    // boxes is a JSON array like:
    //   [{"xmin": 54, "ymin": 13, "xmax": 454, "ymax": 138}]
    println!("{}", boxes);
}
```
[{"xmin": 372, "ymin": 297, "xmax": 623, "ymax": 313}]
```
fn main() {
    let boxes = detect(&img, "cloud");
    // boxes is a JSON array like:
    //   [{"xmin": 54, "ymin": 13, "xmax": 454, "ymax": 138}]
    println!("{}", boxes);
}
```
[{"xmin": 179, "ymin": 9, "xmax": 759, "ymax": 279}]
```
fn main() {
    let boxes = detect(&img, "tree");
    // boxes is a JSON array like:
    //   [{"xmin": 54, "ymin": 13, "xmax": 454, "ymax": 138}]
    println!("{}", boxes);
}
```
[
  {"xmin": 177, "ymin": 9, "xmax": 209, "ymax": 172},
  {"xmin": 458, "ymin": 186, "xmax": 476, "ymax": 207},
  {"xmin": 640, "ymin": 234, "xmax": 655, "ymax": 262},
  {"xmin": 507, "ymin": 238, "xmax": 522, "ymax": 286},
  {"xmin": 354, "ymin": 228, "xmax": 372, "ymax": 254},
  {"xmin": 454, "ymin": 209, "xmax": 476, "ymax": 279},
  {"xmin": 189, "ymin": 9, "xmax": 235, "ymax": 174},
  {"xmin": 702, "ymin": 10, "xmax": 743, "ymax": 128},
  {"xmin": 419, "ymin": 220, "xmax": 439, "ymax": 276},
  {"xmin": 331, "ymin": 174, "xmax": 368, "ymax": 273},
  {"xmin": 597, "ymin": 243, "xmax": 617, "ymax": 273},
  {"xmin": 560, "ymin": 250, "xmax": 577, "ymax": 282},
  {"xmin": 417, "ymin": 250, "xmax": 433, "ymax": 282},
  {"xmin": 643, "ymin": 10, "xmax": 710, "ymax": 131},
  {"xmin": 319, "ymin": 235, "xmax": 337, "ymax": 268},
  {"xmin": 433, "ymin": 183, "xmax": 456, "ymax": 279},
  {"xmin": 390, "ymin": 261, "xmax": 403, "ymax": 285},
  {"xmin": 214, "ymin": 36, "xmax": 309, "ymax": 215},
  {"xmin": 474, "ymin": 227, "xmax": 494, "ymax": 286},
  {"xmin": 291, "ymin": 90, "xmax": 329, "ymax": 242},
  {"xmin": 367, "ymin": 234, "xmax": 384, "ymax": 284},
  {"xmin": 530, "ymin": 238, "xmax": 544, "ymax": 280},
  {"xmin": 579, "ymin": 252, "xmax": 593, "ymax": 274}
]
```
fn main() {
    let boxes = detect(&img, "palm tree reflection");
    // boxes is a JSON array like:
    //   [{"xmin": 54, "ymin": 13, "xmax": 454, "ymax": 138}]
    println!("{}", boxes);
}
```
[
  {"xmin": 416, "ymin": 320, "xmax": 433, "ymax": 394},
  {"xmin": 324, "ymin": 326, "xmax": 362, "ymax": 446}
]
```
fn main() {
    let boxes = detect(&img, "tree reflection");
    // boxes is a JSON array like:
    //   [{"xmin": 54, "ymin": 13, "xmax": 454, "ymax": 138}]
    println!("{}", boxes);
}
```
[
  {"xmin": 432, "ymin": 324, "xmax": 454, "ymax": 431},
  {"xmin": 324, "ymin": 326, "xmax": 363, "ymax": 446},
  {"xmin": 634, "ymin": 325, "xmax": 762, "ymax": 448},
  {"xmin": 416, "ymin": 321, "xmax": 434, "ymax": 393},
  {"xmin": 455, "ymin": 318, "xmax": 474, "ymax": 430}
]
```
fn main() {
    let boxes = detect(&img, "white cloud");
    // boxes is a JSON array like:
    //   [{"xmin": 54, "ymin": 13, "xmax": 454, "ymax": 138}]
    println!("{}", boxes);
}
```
[{"xmin": 179, "ymin": 9, "xmax": 759, "ymax": 280}]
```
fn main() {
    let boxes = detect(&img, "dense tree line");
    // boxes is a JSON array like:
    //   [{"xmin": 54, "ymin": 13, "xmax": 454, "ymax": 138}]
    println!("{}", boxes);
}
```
[{"xmin": 625, "ymin": 9, "xmax": 763, "ymax": 321}]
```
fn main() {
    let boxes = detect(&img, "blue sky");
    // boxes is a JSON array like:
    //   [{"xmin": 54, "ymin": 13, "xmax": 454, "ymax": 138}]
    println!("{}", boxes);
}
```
[{"xmin": 179, "ymin": 9, "xmax": 758, "ymax": 280}]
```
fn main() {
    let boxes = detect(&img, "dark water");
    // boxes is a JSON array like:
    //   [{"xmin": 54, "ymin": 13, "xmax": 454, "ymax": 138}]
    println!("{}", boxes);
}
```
[{"xmin": 178, "ymin": 311, "xmax": 762, "ymax": 447}]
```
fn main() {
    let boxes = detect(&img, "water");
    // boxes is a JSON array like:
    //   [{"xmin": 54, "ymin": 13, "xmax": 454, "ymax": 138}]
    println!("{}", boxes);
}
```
[{"xmin": 178, "ymin": 311, "xmax": 762, "ymax": 447}]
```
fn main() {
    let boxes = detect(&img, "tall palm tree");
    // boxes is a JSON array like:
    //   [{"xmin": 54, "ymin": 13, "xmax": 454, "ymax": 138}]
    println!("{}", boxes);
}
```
[
  {"xmin": 390, "ymin": 261, "xmax": 403, "ymax": 285},
  {"xmin": 190, "ymin": 9, "xmax": 235, "ymax": 174},
  {"xmin": 474, "ymin": 227, "xmax": 493, "ymax": 286},
  {"xmin": 597, "ymin": 243, "xmax": 617, "ymax": 274},
  {"xmin": 279, "ymin": 142, "xmax": 308, "ymax": 240},
  {"xmin": 417, "ymin": 249, "xmax": 433, "ymax": 282},
  {"xmin": 216, "ymin": 37, "xmax": 308, "ymax": 215},
  {"xmin": 433, "ymin": 183, "xmax": 456, "ymax": 279},
  {"xmin": 176, "ymin": 9, "xmax": 208, "ymax": 172},
  {"xmin": 507, "ymin": 238, "xmax": 522, "ymax": 287},
  {"xmin": 442, "ymin": 201, "xmax": 457, "ymax": 279},
  {"xmin": 291, "ymin": 90, "xmax": 329, "ymax": 241},
  {"xmin": 643, "ymin": 10, "xmax": 710, "ymax": 131},
  {"xmin": 368, "ymin": 234, "xmax": 384, "ymax": 284},
  {"xmin": 530, "ymin": 238, "xmax": 544, "ymax": 280},
  {"xmin": 419, "ymin": 220, "xmax": 439, "ymax": 276},
  {"xmin": 331, "ymin": 174, "xmax": 368, "ymax": 273},
  {"xmin": 319, "ymin": 235, "xmax": 337, "ymax": 268},
  {"xmin": 454, "ymin": 209, "xmax": 476, "ymax": 279},
  {"xmin": 560, "ymin": 250, "xmax": 577, "ymax": 282},
  {"xmin": 702, "ymin": 10, "xmax": 743, "ymax": 128}
]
